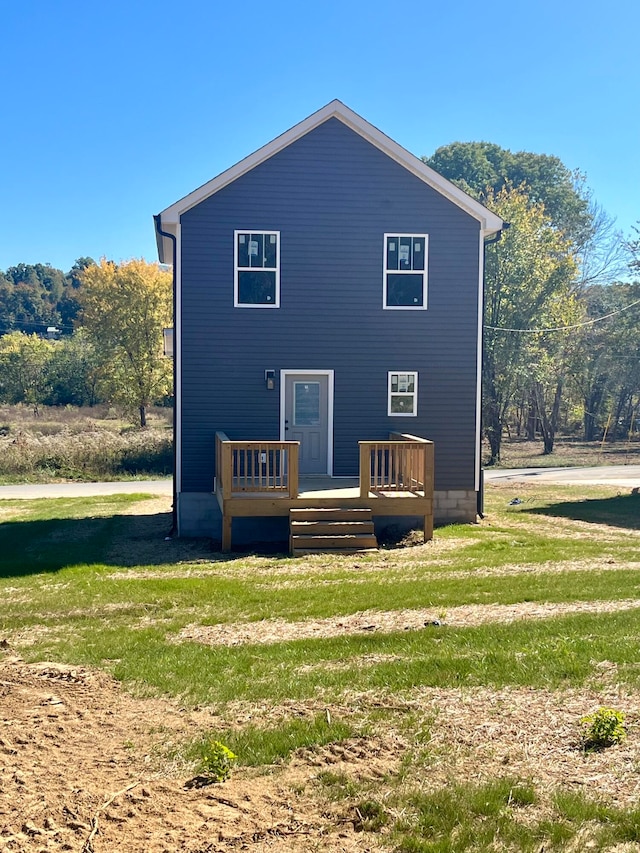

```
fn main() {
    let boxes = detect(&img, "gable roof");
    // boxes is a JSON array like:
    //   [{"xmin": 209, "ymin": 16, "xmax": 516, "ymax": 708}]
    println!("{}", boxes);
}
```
[{"xmin": 155, "ymin": 100, "xmax": 504, "ymax": 263}]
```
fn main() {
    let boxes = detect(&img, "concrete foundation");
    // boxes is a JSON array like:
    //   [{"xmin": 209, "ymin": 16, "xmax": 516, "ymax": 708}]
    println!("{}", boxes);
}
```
[{"xmin": 177, "ymin": 488, "xmax": 478, "ymax": 544}]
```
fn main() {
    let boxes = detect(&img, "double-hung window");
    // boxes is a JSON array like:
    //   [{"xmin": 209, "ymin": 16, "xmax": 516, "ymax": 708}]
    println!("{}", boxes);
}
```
[
  {"xmin": 383, "ymin": 234, "xmax": 428, "ymax": 309},
  {"xmin": 388, "ymin": 371, "xmax": 418, "ymax": 416},
  {"xmin": 234, "ymin": 231, "xmax": 280, "ymax": 307}
]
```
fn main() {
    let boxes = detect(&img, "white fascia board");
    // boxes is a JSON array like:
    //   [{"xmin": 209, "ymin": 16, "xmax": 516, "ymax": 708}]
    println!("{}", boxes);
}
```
[
  {"xmin": 158, "ymin": 100, "xmax": 504, "ymax": 236},
  {"xmin": 155, "ymin": 219, "xmax": 178, "ymax": 265}
]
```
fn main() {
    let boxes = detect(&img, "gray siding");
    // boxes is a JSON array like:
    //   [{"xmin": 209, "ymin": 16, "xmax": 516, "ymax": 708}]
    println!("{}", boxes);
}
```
[{"xmin": 180, "ymin": 118, "xmax": 481, "ymax": 493}]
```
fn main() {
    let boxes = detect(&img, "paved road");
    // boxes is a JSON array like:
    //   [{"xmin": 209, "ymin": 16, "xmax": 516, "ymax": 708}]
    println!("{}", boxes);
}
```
[
  {"xmin": 0, "ymin": 468, "xmax": 638, "ymax": 501},
  {"xmin": 0, "ymin": 480, "xmax": 172, "ymax": 500},
  {"xmin": 484, "ymin": 465, "xmax": 640, "ymax": 487}
]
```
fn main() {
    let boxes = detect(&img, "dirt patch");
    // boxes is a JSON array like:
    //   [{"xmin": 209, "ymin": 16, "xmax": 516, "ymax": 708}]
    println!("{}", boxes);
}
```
[
  {"xmin": 0, "ymin": 654, "xmax": 386, "ymax": 853},
  {"xmin": 175, "ymin": 599, "xmax": 640, "ymax": 647},
  {"xmin": 2, "ymin": 653, "xmax": 640, "ymax": 852}
]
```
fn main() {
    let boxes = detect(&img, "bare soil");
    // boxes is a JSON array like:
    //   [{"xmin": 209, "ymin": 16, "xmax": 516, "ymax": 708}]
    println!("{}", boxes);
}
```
[
  {"xmin": 2, "ymin": 645, "xmax": 640, "ymax": 851},
  {"xmin": 0, "ymin": 654, "xmax": 390, "ymax": 853}
]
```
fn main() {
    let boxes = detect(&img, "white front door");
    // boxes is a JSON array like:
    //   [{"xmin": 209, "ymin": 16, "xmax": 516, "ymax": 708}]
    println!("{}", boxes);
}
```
[{"xmin": 282, "ymin": 372, "xmax": 332, "ymax": 475}]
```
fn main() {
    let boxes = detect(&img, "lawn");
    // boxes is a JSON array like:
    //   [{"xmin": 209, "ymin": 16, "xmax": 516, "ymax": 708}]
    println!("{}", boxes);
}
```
[{"xmin": 1, "ymin": 482, "xmax": 640, "ymax": 851}]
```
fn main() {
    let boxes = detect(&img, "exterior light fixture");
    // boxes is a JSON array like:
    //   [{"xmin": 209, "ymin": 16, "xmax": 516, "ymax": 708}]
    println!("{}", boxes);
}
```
[
  {"xmin": 265, "ymin": 369, "xmax": 276, "ymax": 390},
  {"xmin": 163, "ymin": 328, "xmax": 174, "ymax": 358}
]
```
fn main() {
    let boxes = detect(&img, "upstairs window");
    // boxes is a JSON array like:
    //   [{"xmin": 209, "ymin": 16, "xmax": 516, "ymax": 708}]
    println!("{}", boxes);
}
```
[
  {"xmin": 384, "ymin": 234, "xmax": 428, "ymax": 309},
  {"xmin": 234, "ymin": 231, "xmax": 280, "ymax": 307},
  {"xmin": 388, "ymin": 371, "xmax": 418, "ymax": 416}
]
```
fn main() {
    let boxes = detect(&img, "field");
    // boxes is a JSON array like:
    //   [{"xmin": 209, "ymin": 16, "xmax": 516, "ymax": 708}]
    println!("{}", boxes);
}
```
[
  {"xmin": 0, "ymin": 404, "xmax": 173, "ymax": 483},
  {"xmin": 1, "ymin": 481, "xmax": 640, "ymax": 851}
]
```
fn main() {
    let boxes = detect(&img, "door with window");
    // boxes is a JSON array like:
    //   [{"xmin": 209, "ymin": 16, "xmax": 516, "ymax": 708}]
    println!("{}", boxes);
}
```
[{"xmin": 283, "ymin": 373, "xmax": 331, "ymax": 475}]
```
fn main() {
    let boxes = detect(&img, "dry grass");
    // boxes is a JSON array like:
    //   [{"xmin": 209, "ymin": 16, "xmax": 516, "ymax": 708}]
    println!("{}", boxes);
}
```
[
  {"xmin": 492, "ymin": 435, "xmax": 640, "ymax": 468},
  {"xmin": 0, "ymin": 403, "xmax": 172, "ymax": 482}
]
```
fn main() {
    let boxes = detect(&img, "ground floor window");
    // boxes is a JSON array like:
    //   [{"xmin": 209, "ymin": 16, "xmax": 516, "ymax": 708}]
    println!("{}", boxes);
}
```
[{"xmin": 388, "ymin": 371, "xmax": 418, "ymax": 415}]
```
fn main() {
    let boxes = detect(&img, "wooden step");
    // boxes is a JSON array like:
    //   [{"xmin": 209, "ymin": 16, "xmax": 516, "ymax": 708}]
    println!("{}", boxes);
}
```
[
  {"xmin": 290, "ymin": 507, "xmax": 373, "ymax": 522},
  {"xmin": 291, "ymin": 534, "xmax": 378, "ymax": 551},
  {"xmin": 289, "ymin": 507, "xmax": 378, "ymax": 555},
  {"xmin": 290, "ymin": 520, "xmax": 375, "ymax": 536}
]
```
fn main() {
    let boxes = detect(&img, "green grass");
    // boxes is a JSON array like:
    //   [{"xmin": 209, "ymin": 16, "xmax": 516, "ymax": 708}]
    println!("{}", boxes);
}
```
[
  {"xmin": 390, "ymin": 779, "xmax": 640, "ymax": 852},
  {"xmin": 2, "ymin": 483, "xmax": 640, "ymax": 847},
  {"xmin": 188, "ymin": 714, "xmax": 360, "ymax": 770}
]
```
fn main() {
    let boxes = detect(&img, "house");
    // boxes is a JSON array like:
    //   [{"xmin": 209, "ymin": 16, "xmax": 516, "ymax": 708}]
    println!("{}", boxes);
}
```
[{"xmin": 154, "ymin": 100, "xmax": 504, "ymax": 550}]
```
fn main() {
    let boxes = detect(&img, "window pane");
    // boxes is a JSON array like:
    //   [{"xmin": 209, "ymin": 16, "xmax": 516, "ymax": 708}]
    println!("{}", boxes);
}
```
[
  {"xmin": 386, "ymin": 273, "xmax": 424, "ymax": 306},
  {"xmin": 237, "ymin": 233, "xmax": 249, "ymax": 268},
  {"xmin": 386, "ymin": 237, "xmax": 399, "ymax": 271},
  {"xmin": 249, "ymin": 233, "xmax": 264, "ymax": 268},
  {"xmin": 412, "ymin": 237, "xmax": 425, "ymax": 271},
  {"xmin": 238, "ymin": 270, "xmax": 276, "ymax": 304},
  {"xmin": 390, "ymin": 395, "xmax": 414, "ymax": 414},
  {"xmin": 264, "ymin": 233, "xmax": 277, "ymax": 268},
  {"xmin": 294, "ymin": 382, "xmax": 321, "ymax": 425},
  {"xmin": 399, "ymin": 237, "xmax": 412, "ymax": 269}
]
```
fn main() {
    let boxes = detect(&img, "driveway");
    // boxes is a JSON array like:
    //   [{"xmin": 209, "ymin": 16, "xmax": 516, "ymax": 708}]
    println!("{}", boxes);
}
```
[
  {"xmin": 484, "ymin": 466, "xmax": 640, "ymax": 487},
  {"xmin": 0, "ymin": 480, "xmax": 172, "ymax": 500},
  {"xmin": 0, "ymin": 469, "xmax": 639, "ymax": 501}
]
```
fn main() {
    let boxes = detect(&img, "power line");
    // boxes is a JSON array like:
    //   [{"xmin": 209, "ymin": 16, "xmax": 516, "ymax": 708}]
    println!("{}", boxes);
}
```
[{"xmin": 486, "ymin": 297, "xmax": 640, "ymax": 333}]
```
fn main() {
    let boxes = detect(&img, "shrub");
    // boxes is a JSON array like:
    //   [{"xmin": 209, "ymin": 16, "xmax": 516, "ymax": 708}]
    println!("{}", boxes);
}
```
[
  {"xmin": 580, "ymin": 707, "xmax": 626, "ymax": 750},
  {"xmin": 199, "ymin": 740, "xmax": 237, "ymax": 782}
]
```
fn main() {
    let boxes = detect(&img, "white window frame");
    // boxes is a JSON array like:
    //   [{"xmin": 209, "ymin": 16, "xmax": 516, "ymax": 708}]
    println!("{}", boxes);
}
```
[
  {"xmin": 234, "ymin": 230, "xmax": 280, "ymax": 308},
  {"xmin": 383, "ymin": 233, "xmax": 428, "ymax": 310},
  {"xmin": 388, "ymin": 371, "xmax": 418, "ymax": 417}
]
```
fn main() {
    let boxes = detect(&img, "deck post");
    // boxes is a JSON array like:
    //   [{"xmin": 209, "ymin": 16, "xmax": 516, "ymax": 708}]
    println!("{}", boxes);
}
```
[
  {"xmin": 222, "ymin": 513, "xmax": 232, "ymax": 552},
  {"xmin": 221, "ymin": 442, "xmax": 233, "ymax": 499},
  {"xmin": 288, "ymin": 444, "xmax": 299, "ymax": 498},
  {"xmin": 359, "ymin": 442, "xmax": 371, "ymax": 498},
  {"xmin": 423, "ymin": 441, "xmax": 435, "ymax": 542}
]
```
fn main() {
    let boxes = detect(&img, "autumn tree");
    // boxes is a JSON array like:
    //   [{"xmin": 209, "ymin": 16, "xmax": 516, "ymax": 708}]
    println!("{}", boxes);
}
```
[{"xmin": 79, "ymin": 259, "xmax": 172, "ymax": 427}]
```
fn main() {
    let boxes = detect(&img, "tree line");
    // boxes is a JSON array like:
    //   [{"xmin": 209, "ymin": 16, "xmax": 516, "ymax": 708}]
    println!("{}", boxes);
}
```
[
  {"xmin": 0, "ymin": 259, "xmax": 172, "ymax": 426},
  {"xmin": 424, "ymin": 142, "xmax": 640, "ymax": 462},
  {"xmin": 1, "ymin": 142, "xmax": 639, "ymax": 448}
]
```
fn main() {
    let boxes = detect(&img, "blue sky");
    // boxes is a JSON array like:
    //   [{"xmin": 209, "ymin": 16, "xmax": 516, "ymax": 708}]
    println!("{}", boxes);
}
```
[{"xmin": 2, "ymin": 0, "xmax": 638, "ymax": 274}]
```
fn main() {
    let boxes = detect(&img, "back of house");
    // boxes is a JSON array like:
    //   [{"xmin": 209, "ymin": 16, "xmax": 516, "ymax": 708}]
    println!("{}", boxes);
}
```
[{"xmin": 155, "ymin": 100, "xmax": 503, "ymax": 542}]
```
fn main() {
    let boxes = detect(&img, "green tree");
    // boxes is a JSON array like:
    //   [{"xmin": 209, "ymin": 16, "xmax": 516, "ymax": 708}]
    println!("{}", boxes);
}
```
[
  {"xmin": 79, "ymin": 259, "xmax": 172, "ymax": 426},
  {"xmin": 425, "ymin": 142, "xmax": 592, "ymax": 245},
  {"xmin": 483, "ymin": 187, "xmax": 578, "ymax": 461},
  {"xmin": 46, "ymin": 329, "xmax": 105, "ymax": 407},
  {"xmin": 0, "ymin": 331, "xmax": 55, "ymax": 413}
]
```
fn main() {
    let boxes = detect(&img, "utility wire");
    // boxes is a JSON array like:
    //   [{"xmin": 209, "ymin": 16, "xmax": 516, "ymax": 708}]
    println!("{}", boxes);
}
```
[{"xmin": 486, "ymin": 297, "xmax": 640, "ymax": 333}]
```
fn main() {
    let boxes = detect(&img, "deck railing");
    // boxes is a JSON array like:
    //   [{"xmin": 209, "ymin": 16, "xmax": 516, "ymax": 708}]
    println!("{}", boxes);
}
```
[
  {"xmin": 358, "ymin": 433, "xmax": 434, "ymax": 498},
  {"xmin": 215, "ymin": 432, "xmax": 300, "ymax": 499}
]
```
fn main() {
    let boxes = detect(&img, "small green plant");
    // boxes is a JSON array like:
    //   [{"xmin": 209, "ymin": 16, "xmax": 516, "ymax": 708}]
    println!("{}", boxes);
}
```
[
  {"xmin": 200, "ymin": 740, "xmax": 237, "ymax": 782},
  {"xmin": 354, "ymin": 799, "xmax": 388, "ymax": 831},
  {"xmin": 580, "ymin": 707, "xmax": 626, "ymax": 750}
]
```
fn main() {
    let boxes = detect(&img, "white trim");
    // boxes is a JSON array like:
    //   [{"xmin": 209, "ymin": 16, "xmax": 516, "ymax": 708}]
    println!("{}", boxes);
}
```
[
  {"xmin": 233, "ymin": 230, "xmax": 280, "ymax": 308},
  {"xmin": 158, "ymin": 100, "xmax": 504, "ymax": 236},
  {"xmin": 175, "ymin": 223, "xmax": 182, "ymax": 497},
  {"xmin": 280, "ymin": 369, "xmax": 334, "ymax": 476},
  {"xmin": 475, "ymin": 232, "xmax": 484, "ymax": 493},
  {"xmin": 383, "ymin": 233, "xmax": 429, "ymax": 310},
  {"xmin": 388, "ymin": 371, "xmax": 418, "ymax": 417}
]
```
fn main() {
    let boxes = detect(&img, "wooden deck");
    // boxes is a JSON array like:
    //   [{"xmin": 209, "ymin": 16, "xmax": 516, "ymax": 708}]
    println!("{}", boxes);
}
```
[{"xmin": 214, "ymin": 432, "xmax": 434, "ymax": 551}]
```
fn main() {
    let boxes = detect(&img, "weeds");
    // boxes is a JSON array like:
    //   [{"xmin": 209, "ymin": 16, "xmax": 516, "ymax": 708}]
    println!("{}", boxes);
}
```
[
  {"xmin": 0, "ymin": 404, "xmax": 172, "ymax": 481},
  {"xmin": 199, "ymin": 740, "xmax": 236, "ymax": 782},
  {"xmin": 580, "ymin": 706, "xmax": 627, "ymax": 750}
]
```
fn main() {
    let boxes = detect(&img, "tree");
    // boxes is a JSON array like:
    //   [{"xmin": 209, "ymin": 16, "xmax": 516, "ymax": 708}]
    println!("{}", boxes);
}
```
[
  {"xmin": 45, "ymin": 329, "xmax": 105, "ymax": 407},
  {"xmin": 483, "ymin": 187, "xmax": 578, "ymax": 461},
  {"xmin": 0, "ymin": 331, "xmax": 55, "ymax": 413},
  {"xmin": 627, "ymin": 223, "xmax": 640, "ymax": 275},
  {"xmin": 79, "ymin": 259, "xmax": 172, "ymax": 426},
  {"xmin": 425, "ymin": 142, "xmax": 592, "ymax": 246}
]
